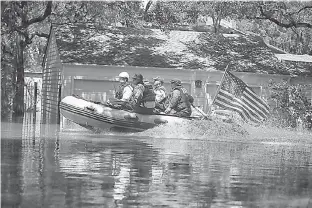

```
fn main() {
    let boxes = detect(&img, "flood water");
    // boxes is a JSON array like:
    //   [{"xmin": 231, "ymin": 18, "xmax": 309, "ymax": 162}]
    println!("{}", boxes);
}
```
[{"xmin": 1, "ymin": 114, "xmax": 312, "ymax": 208}]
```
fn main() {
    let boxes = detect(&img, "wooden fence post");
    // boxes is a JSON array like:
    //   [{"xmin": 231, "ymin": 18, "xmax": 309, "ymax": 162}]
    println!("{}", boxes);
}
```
[
  {"xmin": 33, "ymin": 82, "xmax": 38, "ymax": 124},
  {"xmin": 57, "ymin": 84, "xmax": 62, "ymax": 125}
]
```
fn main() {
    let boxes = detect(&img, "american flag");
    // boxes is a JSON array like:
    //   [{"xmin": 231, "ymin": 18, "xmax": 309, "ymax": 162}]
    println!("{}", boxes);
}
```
[{"xmin": 213, "ymin": 71, "xmax": 270, "ymax": 123}]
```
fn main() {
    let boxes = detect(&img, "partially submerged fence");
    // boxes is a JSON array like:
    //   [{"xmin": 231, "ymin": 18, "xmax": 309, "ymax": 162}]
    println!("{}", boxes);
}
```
[
  {"xmin": 41, "ymin": 26, "xmax": 63, "ymax": 125},
  {"xmin": 24, "ymin": 80, "xmax": 40, "ymax": 124}
]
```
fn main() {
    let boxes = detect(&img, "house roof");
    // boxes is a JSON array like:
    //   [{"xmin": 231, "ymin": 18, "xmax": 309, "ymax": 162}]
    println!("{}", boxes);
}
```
[
  {"xmin": 275, "ymin": 54, "xmax": 312, "ymax": 63},
  {"xmin": 53, "ymin": 23, "xmax": 311, "ymax": 76}
]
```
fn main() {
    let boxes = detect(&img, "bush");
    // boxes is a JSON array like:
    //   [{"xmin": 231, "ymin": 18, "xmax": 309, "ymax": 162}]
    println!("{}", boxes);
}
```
[{"xmin": 267, "ymin": 80, "xmax": 312, "ymax": 130}]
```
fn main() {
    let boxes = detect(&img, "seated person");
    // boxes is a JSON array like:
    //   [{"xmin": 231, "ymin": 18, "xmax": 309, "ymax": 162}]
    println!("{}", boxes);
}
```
[
  {"xmin": 140, "ymin": 80, "xmax": 156, "ymax": 107},
  {"xmin": 153, "ymin": 77, "xmax": 167, "ymax": 103},
  {"xmin": 107, "ymin": 72, "xmax": 133, "ymax": 109},
  {"xmin": 129, "ymin": 73, "xmax": 145, "ymax": 108},
  {"xmin": 164, "ymin": 79, "xmax": 192, "ymax": 117},
  {"xmin": 115, "ymin": 72, "xmax": 133, "ymax": 101},
  {"xmin": 127, "ymin": 74, "xmax": 158, "ymax": 114},
  {"xmin": 152, "ymin": 77, "xmax": 167, "ymax": 113}
]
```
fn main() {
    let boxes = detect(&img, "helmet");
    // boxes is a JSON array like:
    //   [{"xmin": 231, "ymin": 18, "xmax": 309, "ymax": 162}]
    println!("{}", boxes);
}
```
[
  {"xmin": 170, "ymin": 78, "xmax": 181, "ymax": 86},
  {"xmin": 118, "ymin": 72, "xmax": 130, "ymax": 80},
  {"xmin": 153, "ymin": 76, "xmax": 164, "ymax": 84}
]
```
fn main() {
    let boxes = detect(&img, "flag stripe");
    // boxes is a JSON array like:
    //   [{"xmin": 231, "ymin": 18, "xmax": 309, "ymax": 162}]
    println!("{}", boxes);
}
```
[
  {"xmin": 234, "ymin": 97, "xmax": 265, "ymax": 121},
  {"xmin": 215, "ymin": 93, "xmax": 260, "ymax": 123},
  {"xmin": 214, "ymin": 101, "xmax": 247, "ymax": 122},
  {"xmin": 245, "ymin": 87, "xmax": 270, "ymax": 113},
  {"xmin": 215, "ymin": 97, "xmax": 260, "ymax": 123},
  {"xmin": 214, "ymin": 99, "xmax": 247, "ymax": 121},
  {"xmin": 220, "ymin": 89, "xmax": 266, "ymax": 120},
  {"xmin": 244, "ymin": 89, "xmax": 270, "ymax": 114},
  {"xmin": 241, "ymin": 96, "xmax": 268, "ymax": 119},
  {"xmin": 243, "ymin": 90, "xmax": 270, "ymax": 115},
  {"xmin": 213, "ymin": 70, "xmax": 270, "ymax": 123},
  {"xmin": 241, "ymin": 91, "xmax": 269, "ymax": 118},
  {"xmin": 218, "ymin": 90, "xmax": 261, "ymax": 122}
]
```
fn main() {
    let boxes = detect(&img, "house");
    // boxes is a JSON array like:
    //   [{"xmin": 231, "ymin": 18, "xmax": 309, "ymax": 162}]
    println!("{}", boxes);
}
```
[{"xmin": 41, "ymin": 23, "xmax": 312, "ymax": 124}]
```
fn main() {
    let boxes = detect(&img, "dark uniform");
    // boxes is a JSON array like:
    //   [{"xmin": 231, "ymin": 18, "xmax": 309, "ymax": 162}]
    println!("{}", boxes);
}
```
[
  {"xmin": 130, "ymin": 74, "xmax": 145, "ymax": 107},
  {"xmin": 165, "ymin": 79, "xmax": 192, "ymax": 117}
]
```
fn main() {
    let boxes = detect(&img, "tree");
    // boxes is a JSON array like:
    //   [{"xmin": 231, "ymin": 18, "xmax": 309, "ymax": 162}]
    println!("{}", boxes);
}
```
[
  {"xmin": 1, "ymin": 33, "xmax": 16, "ymax": 118},
  {"xmin": 184, "ymin": 32, "xmax": 292, "ymax": 73},
  {"xmin": 236, "ymin": 1, "xmax": 312, "ymax": 54},
  {"xmin": 53, "ymin": 1, "xmax": 144, "ymax": 28},
  {"xmin": 1, "ymin": 1, "xmax": 52, "ymax": 116},
  {"xmin": 250, "ymin": 2, "xmax": 312, "ymax": 29},
  {"xmin": 146, "ymin": 1, "xmax": 181, "ymax": 30},
  {"xmin": 197, "ymin": 1, "xmax": 240, "ymax": 34},
  {"xmin": 144, "ymin": 1, "xmax": 241, "ymax": 34}
]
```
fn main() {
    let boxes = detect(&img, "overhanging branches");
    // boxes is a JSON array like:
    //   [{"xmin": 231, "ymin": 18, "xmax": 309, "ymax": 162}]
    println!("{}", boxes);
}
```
[{"xmin": 256, "ymin": 5, "xmax": 312, "ymax": 29}]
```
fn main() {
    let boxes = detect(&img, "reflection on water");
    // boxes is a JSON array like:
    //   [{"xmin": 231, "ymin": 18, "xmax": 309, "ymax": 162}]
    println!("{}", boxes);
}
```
[{"xmin": 1, "ymin": 114, "xmax": 312, "ymax": 208}]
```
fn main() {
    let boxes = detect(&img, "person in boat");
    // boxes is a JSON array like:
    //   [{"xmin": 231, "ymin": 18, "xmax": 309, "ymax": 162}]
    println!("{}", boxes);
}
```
[
  {"xmin": 115, "ymin": 72, "xmax": 133, "ymax": 101},
  {"xmin": 130, "ymin": 73, "xmax": 145, "ymax": 108},
  {"xmin": 107, "ymin": 72, "xmax": 133, "ymax": 109},
  {"xmin": 153, "ymin": 77, "xmax": 167, "ymax": 103},
  {"xmin": 152, "ymin": 77, "xmax": 167, "ymax": 113},
  {"xmin": 164, "ymin": 79, "xmax": 192, "ymax": 117}
]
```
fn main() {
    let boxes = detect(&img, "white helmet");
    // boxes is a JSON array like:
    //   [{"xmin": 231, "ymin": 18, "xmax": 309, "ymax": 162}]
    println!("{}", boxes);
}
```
[{"xmin": 118, "ymin": 72, "xmax": 130, "ymax": 80}]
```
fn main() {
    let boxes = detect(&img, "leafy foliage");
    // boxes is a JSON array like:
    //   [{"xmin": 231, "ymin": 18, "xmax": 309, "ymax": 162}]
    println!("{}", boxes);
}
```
[
  {"xmin": 267, "ymin": 80, "xmax": 312, "ymax": 129},
  {"xmin": 184, "ymin": 33, "xmax": 291, "ymax": 74},
  {"xmin": 53, "ymin": 1, "xmax": 144, "ymax": 27},
  {"xmin": 1, "ymin": 1, "xmax": 52, "ymax": 116},
  {"xmin": 55, "ymin": 24, "xmax": 296, "ymax": 74},
  {"xmin": 145, "ymin": 1, "xmax": 241, "ymax": 33},
  {"xmin": 196, "ymin": 1, "xmax": 241, "ymax": 33},
  {"xmin": 55, "ymin": 24, "xmax": 171, "ymax": 67},
  {"xmin": 1, "ymin": 1, "xmax": 145, "ymax": 117},
  {"xmin": 1, "ymin": 54, "xmax": 15, "ymax": 118},
  {"xmin": 236, "ymin": 1, "xmax": 312, "ymax": 55}
]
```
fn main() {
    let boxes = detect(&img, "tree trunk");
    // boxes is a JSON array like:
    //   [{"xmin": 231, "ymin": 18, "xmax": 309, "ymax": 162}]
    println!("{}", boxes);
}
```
[
  {"xmin": 12, "ymin": 35, "xmax": 25, "ymax": 117},
  {"xmin": 213, "ymin": 18, "xmax": 219, "ymax": 34},
  {"xmin": 1, "ymin": 65, "xmax": 10, "ymax": 119}
]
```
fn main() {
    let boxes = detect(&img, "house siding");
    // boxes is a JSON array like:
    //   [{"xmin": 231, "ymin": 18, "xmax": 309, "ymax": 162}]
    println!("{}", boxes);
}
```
[{"xmin": 61, "ymin": 64, "xmax": 300, "ymax": 113}]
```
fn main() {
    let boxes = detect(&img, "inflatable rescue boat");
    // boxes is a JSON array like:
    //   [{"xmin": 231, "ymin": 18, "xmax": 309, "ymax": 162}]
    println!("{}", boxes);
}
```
[{"xmin": 60, "ymin": 95, "xmax": 200, "ymax": 132}]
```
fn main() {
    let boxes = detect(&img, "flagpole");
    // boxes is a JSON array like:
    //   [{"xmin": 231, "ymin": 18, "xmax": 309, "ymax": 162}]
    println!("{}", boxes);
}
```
[{"xmin": 211, "ymin": 64, "xmax": 230, "ymax": 108}]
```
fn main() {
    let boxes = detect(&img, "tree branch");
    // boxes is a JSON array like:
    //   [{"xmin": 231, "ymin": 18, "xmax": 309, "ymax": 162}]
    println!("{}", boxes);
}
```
[
  {"xmin": 35, "ymin": 32, "xmax": 49, "ymax": 39},
  {"xmin": 23, "ymin": 1, "xmax": 52, "ymax": 27},
  {"xmin": 258, "ymin": 5, "xmax": 312, "ymax": 28},
  {"xmin": 144, "ymin": 0, "xmax": 153, "ymax": 20},
  {"xmin": 296, "ymin": 5, "xmax": 312, "ymax": 14}
]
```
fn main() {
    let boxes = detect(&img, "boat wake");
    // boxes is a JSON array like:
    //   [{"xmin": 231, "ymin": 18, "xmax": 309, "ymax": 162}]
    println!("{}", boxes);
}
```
[
  {"xmin": 63, "ymin": 117, "xmax": 311, "ymax": 144},
  {"xmin": 136, "ymin": 119, "xmax": 249, "ymax": 140},
  {"xmin": 136, "ymin": 120, "xmax": 312, "ymax": 144},
  {"xmin": 248, "ymin": 125, "xmax": 312, "ymax": 144}
]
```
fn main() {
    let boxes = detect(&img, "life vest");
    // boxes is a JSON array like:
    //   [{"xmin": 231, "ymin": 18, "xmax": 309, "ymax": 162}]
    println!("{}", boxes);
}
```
[
  {"xmin": 115, "ymin": 83, "xmax": 132, "ymax": 99},
  {"xmin": 154, "ymin": 86, "xmax": 166, "ymax": 103},
  {"xmin": 171, "ymin": 86, "xmax": 191, "ymax": 111},
  {"xmin": 130, "ymin": 83, "xmax": 145, "ymax": 106}
]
